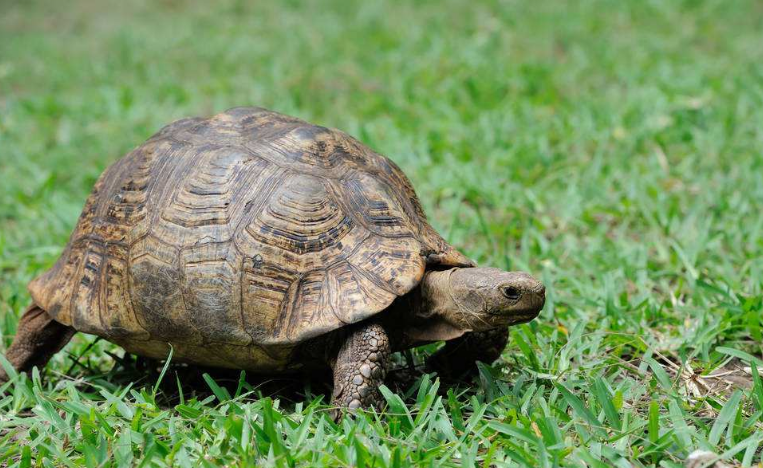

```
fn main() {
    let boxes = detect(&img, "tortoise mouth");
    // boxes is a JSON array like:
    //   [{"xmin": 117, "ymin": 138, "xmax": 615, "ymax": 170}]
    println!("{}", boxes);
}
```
[
  {"xmin": 485, "ymin": 311, "xmax": 541, "ymax": 329},
  {"xmin": 509, "ymin": 312, "xmax": 541, "ymax": 325},
  {"xmin": 487, "ymin": 310, "xmax": 540, "ymax": 321},
  {"xmin": 488, "ymin": 293, "xmax": 545, "ymax": 321}
]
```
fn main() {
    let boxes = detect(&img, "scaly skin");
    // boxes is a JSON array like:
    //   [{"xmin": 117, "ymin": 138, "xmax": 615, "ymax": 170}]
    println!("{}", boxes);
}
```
[
  {"xmin": 426, "ymin": 328, "xmax": 509, "ymax": 381},
  {"xmin": 0, "ymin": 304, "xmax": 75, "ymax": 384},
  {"xmin": 330, "ymin": 322, "xmax": 390, "ymax": 419}
]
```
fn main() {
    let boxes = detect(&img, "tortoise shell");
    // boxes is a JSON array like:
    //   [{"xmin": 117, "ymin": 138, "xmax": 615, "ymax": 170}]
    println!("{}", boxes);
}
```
[{"xmin": 28, "ymin": 107, "xmax": 474, "ymax": 370}]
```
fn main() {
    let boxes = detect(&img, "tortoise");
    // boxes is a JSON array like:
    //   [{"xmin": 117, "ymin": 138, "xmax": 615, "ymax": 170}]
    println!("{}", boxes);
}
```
[{"xmin": 0, "ymin": 107, "xmax": 545, "ymax": 413}]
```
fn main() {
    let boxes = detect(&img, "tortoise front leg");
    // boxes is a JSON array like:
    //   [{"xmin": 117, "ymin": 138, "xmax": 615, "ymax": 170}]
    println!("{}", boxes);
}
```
[
  {"xmin": 330, "ymin": 321, "xmax": 391, "ymax": 419},
  {"xmin": 0, "ymin": 304, "xmax": 76, "ymax": 384},
  {"xmin": 426, "ymin": 328, "xmax": 509, "ymax": 381}
]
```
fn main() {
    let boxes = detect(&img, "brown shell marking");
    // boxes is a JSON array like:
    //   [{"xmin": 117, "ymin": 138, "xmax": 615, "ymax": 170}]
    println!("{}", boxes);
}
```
[{"xmin": 28, "ymin": 107, "xmax": 474, "ymax": 368}]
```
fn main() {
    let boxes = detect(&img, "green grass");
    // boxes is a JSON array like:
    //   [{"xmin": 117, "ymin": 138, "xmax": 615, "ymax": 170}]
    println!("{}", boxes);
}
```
[{"xmin": 2, "ymin": 0, "xmax": 763, "ymax": 465}]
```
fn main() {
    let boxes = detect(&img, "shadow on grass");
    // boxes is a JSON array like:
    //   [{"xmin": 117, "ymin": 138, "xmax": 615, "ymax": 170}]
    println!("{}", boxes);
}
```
[{"xmin": 57, "ymin": 345, "xmax": 486, "ymax": 411}]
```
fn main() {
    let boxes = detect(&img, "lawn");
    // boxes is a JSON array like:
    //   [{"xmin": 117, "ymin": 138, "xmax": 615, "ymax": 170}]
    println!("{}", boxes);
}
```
[{"xmin": 2, "ymin": 0, "xmax": 763, "ymax": 466}]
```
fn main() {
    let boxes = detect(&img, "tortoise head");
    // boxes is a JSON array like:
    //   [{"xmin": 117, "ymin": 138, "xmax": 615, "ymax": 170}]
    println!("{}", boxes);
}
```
[{"xmin": 420, "ymin": 267, "xmax": 545, "ymax": 333}]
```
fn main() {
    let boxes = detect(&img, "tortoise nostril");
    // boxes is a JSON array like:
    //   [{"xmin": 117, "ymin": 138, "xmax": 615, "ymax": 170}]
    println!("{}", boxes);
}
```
[{"xmin": 502, "ymin": 286, "xmax": 521, "ymax": 301}]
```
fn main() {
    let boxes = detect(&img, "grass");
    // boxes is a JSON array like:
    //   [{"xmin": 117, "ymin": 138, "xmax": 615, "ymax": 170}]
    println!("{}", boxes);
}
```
[{"xmin": 1, "ymin": 0, "xmax": 763, "ymax": 465}]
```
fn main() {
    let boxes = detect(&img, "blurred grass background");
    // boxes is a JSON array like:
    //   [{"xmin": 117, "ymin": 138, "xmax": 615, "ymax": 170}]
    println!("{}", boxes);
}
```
[{"xmin": 2, "ymin": 0, "xmax": 763, "ymax": 466}]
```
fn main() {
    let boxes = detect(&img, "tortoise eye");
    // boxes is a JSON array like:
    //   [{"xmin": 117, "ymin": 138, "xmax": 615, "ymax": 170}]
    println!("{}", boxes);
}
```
[{"xmin": 502, "ymin": 286, "xmax": 521, "ymax": 301}]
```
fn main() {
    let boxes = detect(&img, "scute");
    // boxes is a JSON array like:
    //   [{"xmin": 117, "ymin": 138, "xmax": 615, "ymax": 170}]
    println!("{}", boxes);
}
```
[
  {"xmin": 246, "ymin": 173, "xmax": 353, "ymax": 255},
  {"xmin": 343, "ymin": 172, "xmax": 412, "ymax": 237},
  {"xmin": 27, "ymin": 107, "xmax": 474, "ymax": 370},
  {"xmin": 181, "ymin": 241, "xmax": 250, "ymax": 345}
]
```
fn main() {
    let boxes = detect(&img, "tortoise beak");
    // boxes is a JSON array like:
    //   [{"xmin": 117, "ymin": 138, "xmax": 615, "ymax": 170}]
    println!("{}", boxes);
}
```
[
  {"xmin": 507, "ymin": 273, "xmax": 545, "ymax": 323},
  {"xmin": 533, "ymin": 281, "xmax": 545, "ymax": 306},
  {"xmin": 524, "ymin": 279, "xmax": 545, "ymax": 317},
  {"xmin": 531, "ymin": 283, "xmax": 545, "ymax": 313}
]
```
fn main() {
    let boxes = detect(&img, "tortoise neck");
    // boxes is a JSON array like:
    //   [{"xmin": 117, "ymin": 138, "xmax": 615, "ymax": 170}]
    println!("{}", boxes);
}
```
[
  {"xmin": 385, "ymin": 269, "xmax": 470, "ymax": 346},
  {"xmin": 419, "ymin": 269, "xmax": 458, "ymax": 321},
  {"xmin": 380, "ymin": 269, "xmax": 470, "ymax": 351}
]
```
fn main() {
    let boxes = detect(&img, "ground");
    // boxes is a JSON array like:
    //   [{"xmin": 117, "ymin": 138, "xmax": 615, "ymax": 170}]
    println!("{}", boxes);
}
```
[{"xmin": 1, "ymin": 0, "xmax": 763, "ymax": 466}]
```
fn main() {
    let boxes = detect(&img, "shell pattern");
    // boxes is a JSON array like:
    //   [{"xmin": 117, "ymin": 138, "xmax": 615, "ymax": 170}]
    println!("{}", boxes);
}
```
[{"xmin": 28, "ymin": 108, "xmax": 473, "ymax": 370}]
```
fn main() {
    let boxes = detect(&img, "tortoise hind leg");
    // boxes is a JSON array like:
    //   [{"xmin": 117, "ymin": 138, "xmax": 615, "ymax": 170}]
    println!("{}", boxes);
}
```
[
  {"xmin": 0, "ymin": 304, "xmax": 76, "ymax": 384},
  {"xmin": 330, "ymin": 321, "xmax": 391, "ymax": 420}
]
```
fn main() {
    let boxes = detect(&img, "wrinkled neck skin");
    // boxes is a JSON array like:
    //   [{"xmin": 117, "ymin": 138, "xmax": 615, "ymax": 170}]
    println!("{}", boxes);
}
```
[
  {"xmin": 419, "ymin": 269, "xmax": 466, "ymax": 325},
  {"xmin": 387, "ymin": 269, "xmax": 474, "ymax": 349}
]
